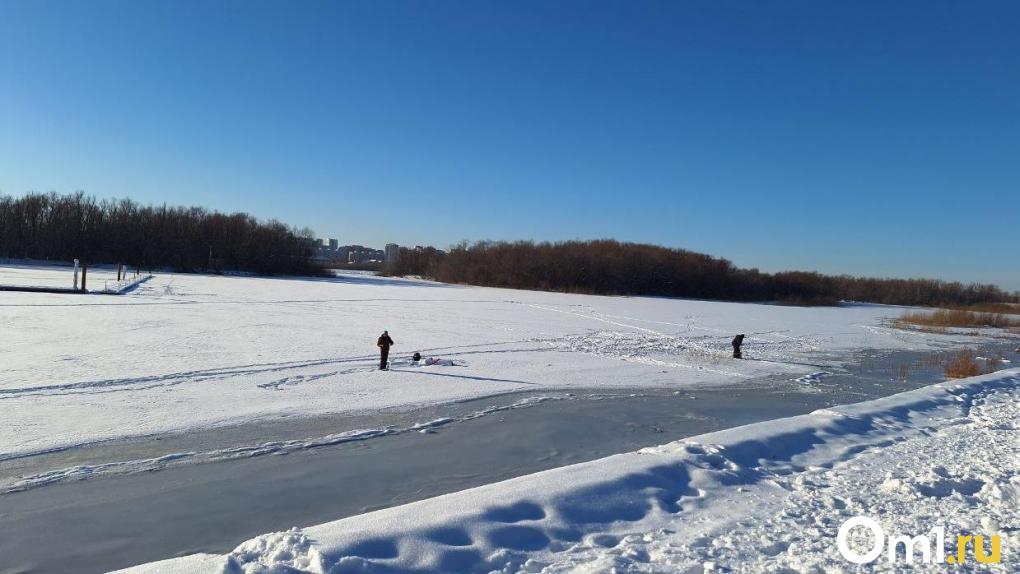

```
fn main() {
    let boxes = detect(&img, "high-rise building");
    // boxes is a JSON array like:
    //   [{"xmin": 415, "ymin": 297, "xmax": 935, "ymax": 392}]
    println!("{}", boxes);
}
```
[
  {"xmin": 328, "ymin": 238, "xmax": 339, "ymax": 251},
  {"xmin": 339, "ymin": 245, "xmax": 386, "ymax": 264},
  {"xmin": 385, "ymin": 243, "xmax": 399, "ymax": 262}
]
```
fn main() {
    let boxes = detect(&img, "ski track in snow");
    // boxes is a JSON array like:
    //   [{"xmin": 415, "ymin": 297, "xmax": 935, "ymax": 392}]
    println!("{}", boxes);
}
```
[
  {"xmin": 520, "ymin": 302, "xmax": 837, "ymax": 378},
  {"xmin": 0, "ymin": 394, "xmax": 576, "ymax": 493},
  {"xmin": 0, "ymin": 341, "xmax": 545, "ymax": 401}
]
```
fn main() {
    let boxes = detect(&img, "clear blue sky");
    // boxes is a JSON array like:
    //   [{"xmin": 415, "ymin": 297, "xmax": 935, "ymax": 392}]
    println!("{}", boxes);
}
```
[{"xmin": 1, "ymin": 1, "xmax": 1017, "ymax": 289}]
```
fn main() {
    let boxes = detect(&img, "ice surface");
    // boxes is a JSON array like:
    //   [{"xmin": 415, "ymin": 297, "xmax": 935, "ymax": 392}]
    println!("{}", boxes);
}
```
[
  {"xmin": 1, "ymin": 266, "xmax": 999, "ymax": 464},
  {"xmin": 117, "ymin": 369, "xmax": 1020, "ymax": 573}
]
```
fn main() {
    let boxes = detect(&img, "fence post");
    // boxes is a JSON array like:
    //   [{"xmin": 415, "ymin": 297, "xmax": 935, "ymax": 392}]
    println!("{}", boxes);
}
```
[
  {"xmin": 73, "ymin": 259, "xmax": 80, "ymax": 290},
  {"xmin": 81, "ymin": 263, "xmax": 87, "ymax": 292}
]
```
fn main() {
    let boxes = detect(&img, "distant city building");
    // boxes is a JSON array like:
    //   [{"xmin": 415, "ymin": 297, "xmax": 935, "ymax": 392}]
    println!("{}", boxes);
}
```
[
  {"xmin": 385, "ymin": 243, "xmax": 399, "ymax": 262},
  {"xmin": 309, "ymin": 240, "xmax": 388, "ymax": 265},
  {"xmin": 414, "ymin": 245, "xmax": 424, "ymax": 253},
  {"xmin": 336, "ymin": 245, "xmax": 385, "ymax": 264}
]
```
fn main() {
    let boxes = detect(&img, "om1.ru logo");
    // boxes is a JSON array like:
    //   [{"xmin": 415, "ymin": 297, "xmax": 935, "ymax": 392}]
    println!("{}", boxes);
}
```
[{"xmin": 837, "ymin": 516, "xmax": 1001, "ymax": 565}]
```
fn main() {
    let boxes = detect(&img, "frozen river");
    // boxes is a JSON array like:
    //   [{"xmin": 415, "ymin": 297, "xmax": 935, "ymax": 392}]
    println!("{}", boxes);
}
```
[{"xmin": 2, "ymin": 341, "xmax": 1016, "ymax": 574}]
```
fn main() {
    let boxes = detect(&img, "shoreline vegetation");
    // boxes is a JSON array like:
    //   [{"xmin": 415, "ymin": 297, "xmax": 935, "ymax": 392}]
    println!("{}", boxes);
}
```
[
  {"xmin": 895, "ymin": 307, "xmax": 1020, "ymax": 333},
  {"xmin": 908, "ymin": 348, "xmax": 1013, "ymax": 379},
  {"xmin": 2, "ymin": 193, "xmax": 1016, "ymax": 308},
  {"xmin": 382, "ymin": 239, "xmax": 1018, "ymax": 308},
  {"xmin": 0, "ymin": 192, "xmax": 325, "ymax": 276}
]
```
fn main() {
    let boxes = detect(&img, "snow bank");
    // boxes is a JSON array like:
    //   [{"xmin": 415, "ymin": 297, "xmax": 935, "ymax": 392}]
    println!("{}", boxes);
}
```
[{"xmin": 117, "ymin": 368, "xmax": 1020, "ymax": 573}]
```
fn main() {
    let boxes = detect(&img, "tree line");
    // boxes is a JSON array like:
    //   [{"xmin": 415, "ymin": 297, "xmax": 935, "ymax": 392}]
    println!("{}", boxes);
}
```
[
  {"xmin": 385, "ymin": 239, "xmax": 1017, "ymax": 307},
  {"xmin": 0, "ymin": 192, "xmax": 324, "ymax": 276},
  {"xmin": 4, "ymin": 194, "xmax": 1012, "ymax": 307}
]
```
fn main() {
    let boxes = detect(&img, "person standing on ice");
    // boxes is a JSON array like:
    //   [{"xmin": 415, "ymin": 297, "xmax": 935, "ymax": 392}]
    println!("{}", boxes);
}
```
[
  {"xmin": 377, "ymin": 331, "xmax": 395, "ymax": 370},
  {"xmin": 732, "ymin": 334, "xmax": 745, "ymax": 359}
]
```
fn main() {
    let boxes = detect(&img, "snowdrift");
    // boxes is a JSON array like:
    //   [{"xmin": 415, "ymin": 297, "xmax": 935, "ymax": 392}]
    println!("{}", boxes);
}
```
[{"xmin": 118, "ymin": 368, "xmax": 1020, "ymax": 573}]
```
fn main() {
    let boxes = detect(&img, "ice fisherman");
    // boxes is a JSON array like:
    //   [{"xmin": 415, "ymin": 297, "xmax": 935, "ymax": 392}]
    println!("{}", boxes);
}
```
[
  {"xmin": 732, "ymin": 334, "xmax": 745, "ymax": 359},
  {"xmin": 377, "ymin": 330, "xmax": 394, "ymax": 370}
]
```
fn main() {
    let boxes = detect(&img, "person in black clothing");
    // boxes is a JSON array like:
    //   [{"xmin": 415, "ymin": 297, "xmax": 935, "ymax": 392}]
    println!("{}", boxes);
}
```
[
  {"xmin": 377, "ymin": 330, "xmax": 394, "ymax": 370},
  {"xmin": 732, "ymin": 334, "xmax": 745, "ymax": 359}
]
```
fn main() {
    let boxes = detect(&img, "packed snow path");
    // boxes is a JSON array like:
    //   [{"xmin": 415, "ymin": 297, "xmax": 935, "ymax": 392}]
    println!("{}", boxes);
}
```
[
  {"xmin": 0, "ymin": 267, "xmax": 1002, "ymax": 463},
  {"xmin": 121, "ymin": 369, "xmax": 1020, "ymax": 573}
]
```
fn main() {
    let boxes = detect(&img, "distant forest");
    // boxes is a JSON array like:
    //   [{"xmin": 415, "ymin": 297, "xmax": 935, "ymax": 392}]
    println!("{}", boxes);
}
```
[
  {"xmin": 0, "ymin": 192, "xmax": 322, "ymax": 275},
  {"xmin": 384, "ymin": 240, "xmax": 1018, "ymax": 307},
  {"xmin": 3, "ymin": 193, "xmax": 1014, "ymax": 307}
]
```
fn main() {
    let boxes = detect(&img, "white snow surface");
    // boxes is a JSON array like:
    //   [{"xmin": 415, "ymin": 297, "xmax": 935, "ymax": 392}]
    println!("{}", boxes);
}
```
[
  {"xmin": 0, "ymin": 267, "xmax": 995, "ymax": 462},
  {"xmin": 117, "ymin": 368, "xmax": 1020, "ymax": 573},
  {"xmin": 0, "ymin": 261, "xmax": 123, "ymax": 290}
]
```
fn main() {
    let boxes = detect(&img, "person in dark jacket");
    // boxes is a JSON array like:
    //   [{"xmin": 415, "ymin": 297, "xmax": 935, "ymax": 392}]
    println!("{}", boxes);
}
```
[
  {"xmin": 377, "ymin": 331, "xmax": 394, "ymax": 370},
  {"xmin": 732, "ymin": 334, "xmax": 745, "ymax": 359}
]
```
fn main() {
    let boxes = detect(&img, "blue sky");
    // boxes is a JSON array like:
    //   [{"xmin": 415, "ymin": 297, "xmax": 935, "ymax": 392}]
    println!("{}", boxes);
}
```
[{"xmin": 1, "ymin": 1, "xmax": 1017, "ymax": 289}]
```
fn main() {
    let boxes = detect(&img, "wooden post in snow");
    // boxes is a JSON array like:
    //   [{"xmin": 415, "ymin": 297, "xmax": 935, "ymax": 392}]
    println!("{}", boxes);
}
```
[{"xmin": 81, "ymin": 263, "xmax": 87, "ymax": 292}]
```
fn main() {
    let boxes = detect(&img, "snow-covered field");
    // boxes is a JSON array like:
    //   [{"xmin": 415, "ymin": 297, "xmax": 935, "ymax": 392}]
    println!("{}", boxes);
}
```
[
  {"xmin": 0, "ymin": 262, "xmax": 122, "ymax": 290},
  {"xmin": 120, "ymin": 368, "xmax": 1020, "ymax": 573},
  {"xmin": 0, "ymin": 266, "xmax": 1000, "ymax": 465}
]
